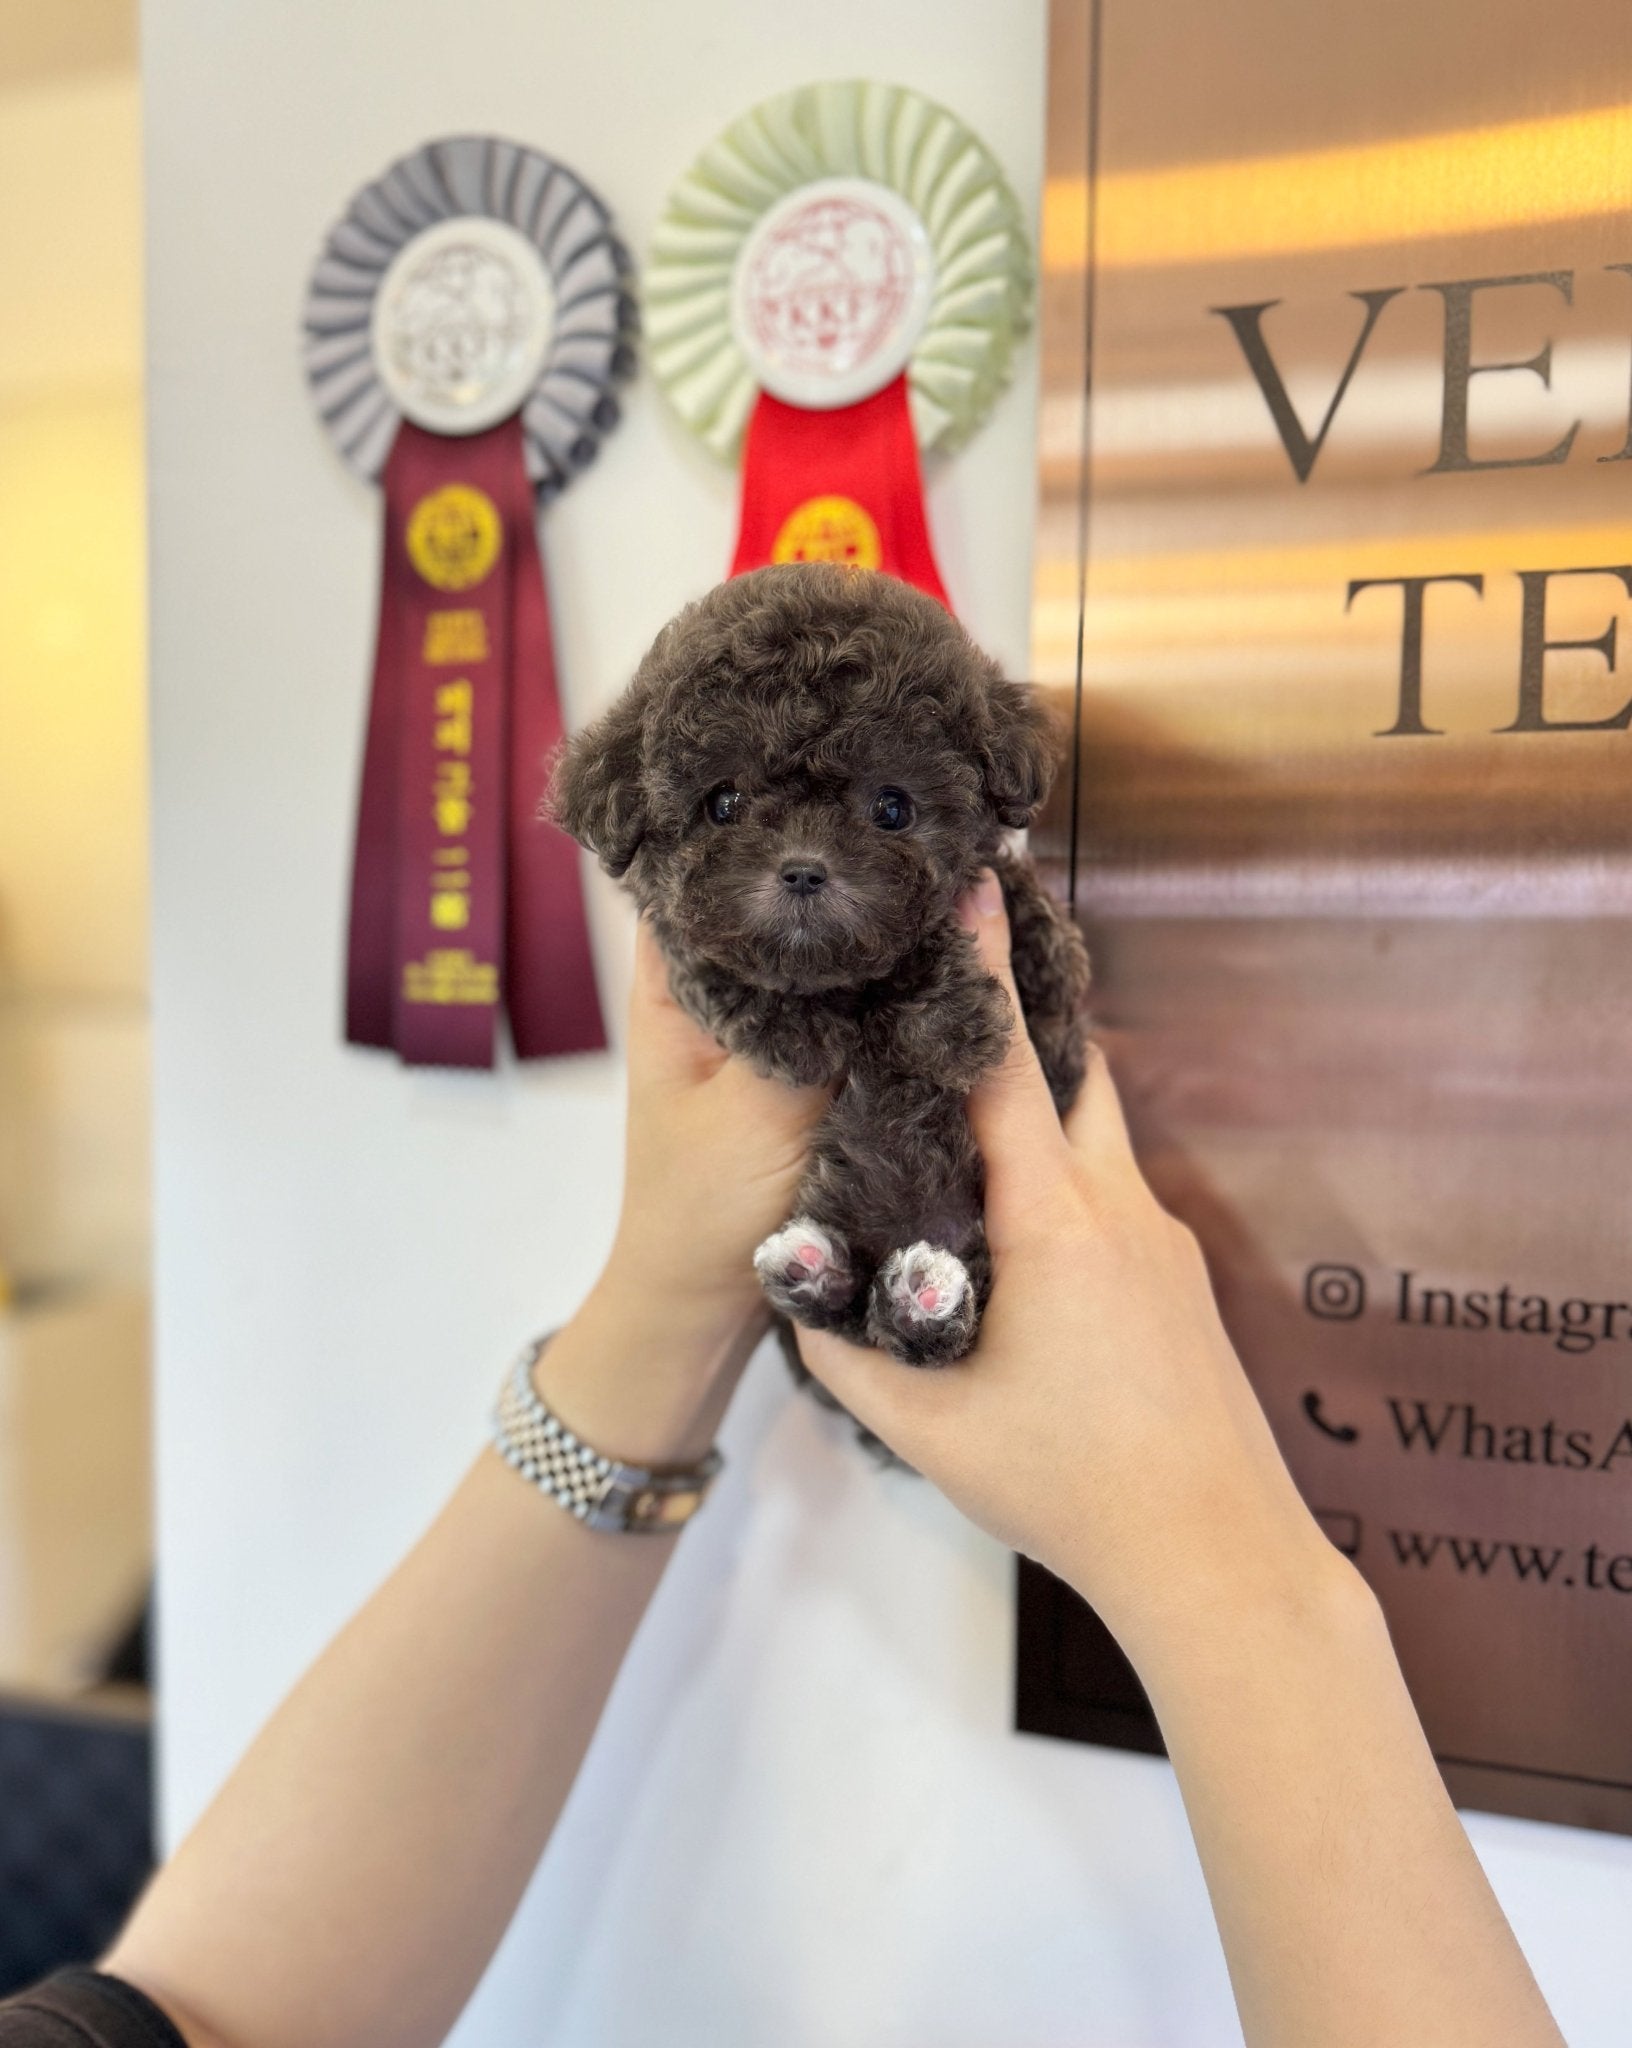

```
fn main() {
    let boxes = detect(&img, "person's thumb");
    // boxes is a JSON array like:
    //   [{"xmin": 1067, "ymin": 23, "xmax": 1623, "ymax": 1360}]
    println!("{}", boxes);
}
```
[
  {"xmin": 958, "ymin": 870, "xmax": 1069, "ymax": 1175},
  {"xmin": 794, "ymin": 1325, "xmax": 947, "ymax": 1469}
]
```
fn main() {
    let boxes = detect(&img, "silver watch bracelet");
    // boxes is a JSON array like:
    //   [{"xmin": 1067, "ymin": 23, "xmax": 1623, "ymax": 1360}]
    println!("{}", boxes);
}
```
[{"xmin": 490, "ymin": 1335, "xmax": 724, "ymax": 1534}]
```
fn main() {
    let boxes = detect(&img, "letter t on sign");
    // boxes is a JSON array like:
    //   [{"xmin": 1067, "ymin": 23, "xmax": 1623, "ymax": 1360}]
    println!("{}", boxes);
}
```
[{"xmin": 1347, "ymin": 574, "xmax": 1485, "ymax": 737}]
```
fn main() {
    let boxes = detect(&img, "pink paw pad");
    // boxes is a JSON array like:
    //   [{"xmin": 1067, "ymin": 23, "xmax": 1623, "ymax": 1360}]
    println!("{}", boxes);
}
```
[
  {"xmin": 880, "ymin": 1244, "xmax": 970, "ymax": 1328},
  {"xmin": 754, "ymin": 1217, "xmax": 855, "ymax": 1310}
]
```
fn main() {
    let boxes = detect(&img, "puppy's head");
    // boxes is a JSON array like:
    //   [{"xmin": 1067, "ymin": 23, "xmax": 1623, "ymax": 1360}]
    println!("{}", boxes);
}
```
[{"xmin": 552, "ymin": 564, "xmax": 1055, "ymax": 993}]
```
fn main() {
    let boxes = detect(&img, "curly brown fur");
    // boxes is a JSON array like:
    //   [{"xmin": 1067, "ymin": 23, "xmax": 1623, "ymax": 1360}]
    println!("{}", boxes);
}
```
[{"xmin": 552, "ymin": 563, "xmax": 1090, "ymax": 1383}]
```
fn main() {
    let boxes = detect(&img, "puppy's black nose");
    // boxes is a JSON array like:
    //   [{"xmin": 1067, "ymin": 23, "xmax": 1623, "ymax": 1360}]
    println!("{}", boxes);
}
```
[{"xmin": 780, "ymin": 860, "xmax": 828, "ymax": 897}]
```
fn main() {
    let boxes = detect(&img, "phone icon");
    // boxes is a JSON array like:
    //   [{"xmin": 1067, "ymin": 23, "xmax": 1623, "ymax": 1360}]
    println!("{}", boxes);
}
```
[{"xmin": 1301, "ymin": 1390, "xmax": 1360, "ymax": 1443}]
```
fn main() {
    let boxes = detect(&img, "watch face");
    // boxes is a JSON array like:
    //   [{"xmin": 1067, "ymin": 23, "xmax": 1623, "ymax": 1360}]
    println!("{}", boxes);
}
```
[
  {"xmin": 731, "ymin": 177, "xmax": 935, "ymax": 411},
  {"xmin": 631, "ymin": 1487, "xmax": 706, "ymax": 1527},
  {"xmin": 371, "ymin": 216, "xmax": 556, "ymax": 435}
]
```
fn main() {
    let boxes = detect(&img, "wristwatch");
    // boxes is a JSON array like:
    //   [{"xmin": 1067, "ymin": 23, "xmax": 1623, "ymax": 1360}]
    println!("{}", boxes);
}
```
[{"xmin": 491, "ymin": 1335, "xmax": 724, "ymax": 1534}]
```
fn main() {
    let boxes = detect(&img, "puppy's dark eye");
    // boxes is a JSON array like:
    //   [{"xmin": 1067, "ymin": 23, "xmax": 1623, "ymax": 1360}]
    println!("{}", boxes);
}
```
[
  {"xmin": 869, "ymin": 787, "xmax": 913, "ymax": 832},
  {"xmin": 706, "ymin": 784, "xmax": 744, "ymax": 826}
]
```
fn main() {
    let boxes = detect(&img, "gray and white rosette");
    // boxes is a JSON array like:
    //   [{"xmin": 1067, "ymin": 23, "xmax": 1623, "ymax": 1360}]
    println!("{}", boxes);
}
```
[
  {"xmin": 303, "ymin": 135, "xmax": 636, "ymax": 500},
  {"xmin": 644, "ymin": 80, "xmax": 1033, "ymax": 460}
]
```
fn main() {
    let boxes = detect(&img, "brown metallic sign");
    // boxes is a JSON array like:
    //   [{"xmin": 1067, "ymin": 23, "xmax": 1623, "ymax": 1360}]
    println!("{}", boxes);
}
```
[{"xmin": 1020, "ymin": 0, "xmax": 1632, "ymax": 1835}]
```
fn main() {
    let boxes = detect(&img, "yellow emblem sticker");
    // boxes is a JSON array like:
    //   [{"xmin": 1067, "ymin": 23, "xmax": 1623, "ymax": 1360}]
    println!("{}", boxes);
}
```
[
  {"xmin": 771, "ymin": 494, "xmax": 882, "ymax": 571},
  {"xmin": 406, "ymin": 485, "xmax": 503, "ymax": 592}
]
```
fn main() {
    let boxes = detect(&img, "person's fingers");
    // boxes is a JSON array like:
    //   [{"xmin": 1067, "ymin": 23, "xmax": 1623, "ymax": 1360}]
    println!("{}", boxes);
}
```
[
  {"xmin": 708, "ymin": 1041, "xmax": 830, "ymax": 1144},
  {"xmin": 628, "ymin": 917, "xmax": 725, "ymax": 1084},
  {"xmin": 629, "ymin": 917, "xmax": 679, "ymax": 1031},
  {"xmin": 958, "ymin": 871, "xmax": 1070, "ymax": 1172},
  {"xmin": 1062, "ymin": 1039, "xmax": 1139, "ymax": 1176},
  {"xmin": 794, "ymin": 1325, "xmax": 946, "ymax": 1462}
]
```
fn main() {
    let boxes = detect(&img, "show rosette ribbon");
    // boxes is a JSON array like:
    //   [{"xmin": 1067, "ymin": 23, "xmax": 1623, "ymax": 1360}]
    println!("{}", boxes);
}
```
[
  {"xmin": 645, "ymin": 82, "xmax": 1033, "ymax": 608},
  {"xmin": 304, "ymin": 136, "xmax": 634, "ymax": 1067}
]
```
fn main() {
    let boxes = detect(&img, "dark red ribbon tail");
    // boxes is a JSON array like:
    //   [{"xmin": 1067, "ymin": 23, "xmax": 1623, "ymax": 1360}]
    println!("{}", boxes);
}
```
[
  {"xmin": 344, "ymin": 416, "xmax": 606, "ymax": 1068},
  {"xmin": 345, "ymin": 494, "xmax": 410, "ymax": 1051},
  {"xmin": 505, "ymin": 485, "xmax": 607, "ymax": 1059}
]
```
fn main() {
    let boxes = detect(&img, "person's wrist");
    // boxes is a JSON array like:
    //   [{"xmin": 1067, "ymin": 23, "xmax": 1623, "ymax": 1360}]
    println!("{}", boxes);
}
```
[
  {"xmin": 1132, "ymin": 1533, "xmax": 1386, "ymax": 1742},
  {"xmin": 1055, "ymin": 1488, "xmax": 1366, "ymax": 1704},
  {"xmin": 533, "ymin": 1256, "xmax": 767, "ymax": 1469},
  {"xmin": 595, "ymin": 1238, "xmax": 768, "ymax": 1354}
]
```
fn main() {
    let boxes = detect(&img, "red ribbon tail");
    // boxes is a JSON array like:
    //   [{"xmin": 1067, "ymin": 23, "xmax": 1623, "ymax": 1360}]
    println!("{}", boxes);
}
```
[{"xmin": 729, "ymin": 375, "xmax": 951, "ymax": 608}]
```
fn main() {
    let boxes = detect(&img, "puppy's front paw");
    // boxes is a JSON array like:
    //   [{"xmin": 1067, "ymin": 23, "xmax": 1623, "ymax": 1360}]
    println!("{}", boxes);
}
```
[
  {"xmin": 754, "ymin": 1216, "xmax": 858, "ymax": 1325},
  {"xmin": 866, "ymin": 1243, "xmax": 977, "ymax": 1366}
]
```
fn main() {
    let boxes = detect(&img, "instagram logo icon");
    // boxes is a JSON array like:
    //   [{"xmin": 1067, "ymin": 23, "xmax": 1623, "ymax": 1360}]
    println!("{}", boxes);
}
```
[{"xmin": 1304, "ymin": 1264, "xmax": 1367, "ymax": 1320}]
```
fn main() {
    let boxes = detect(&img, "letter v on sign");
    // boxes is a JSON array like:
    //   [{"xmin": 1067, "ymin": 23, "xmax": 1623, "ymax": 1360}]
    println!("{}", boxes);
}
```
[{"xmin": 1211, "ymin": 288, "xmax": 1404, "ymax": 483}]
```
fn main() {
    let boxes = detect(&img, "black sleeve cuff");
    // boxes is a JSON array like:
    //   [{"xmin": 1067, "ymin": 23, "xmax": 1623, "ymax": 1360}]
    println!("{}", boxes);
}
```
[{"xmin": 0, "ymin": 1968, "xmax": 190, "ymax": 2048}]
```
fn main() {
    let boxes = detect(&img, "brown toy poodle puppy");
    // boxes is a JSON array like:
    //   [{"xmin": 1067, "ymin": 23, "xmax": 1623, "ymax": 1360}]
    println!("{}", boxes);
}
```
[{"xmin": 553, "ymin": 563, "xmax": 1090, "ymax": 1368}]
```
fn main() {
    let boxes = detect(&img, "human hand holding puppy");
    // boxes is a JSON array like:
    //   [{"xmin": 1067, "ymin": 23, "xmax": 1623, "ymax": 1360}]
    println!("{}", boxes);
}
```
[
  {"xmin": 799, "ymin": 885, "xmax": 1565, "ymax": 2048},
  {"xmin": 796, "ymin": 872, "xmax": 1337, "ymax": 1670},
  {"xmin": 530, "ymin": 917, "xmax": 827, "ymax": 1468}
]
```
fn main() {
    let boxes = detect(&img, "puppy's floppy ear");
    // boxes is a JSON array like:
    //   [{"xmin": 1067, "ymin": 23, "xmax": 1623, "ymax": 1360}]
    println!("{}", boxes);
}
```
[
  {"xmin": 979, "ymin": 676, "xmax": 1056, "ymax": 828},
  {"xmin": 547, "ymin": 681, "xmax": 651, "ymax": 878}
]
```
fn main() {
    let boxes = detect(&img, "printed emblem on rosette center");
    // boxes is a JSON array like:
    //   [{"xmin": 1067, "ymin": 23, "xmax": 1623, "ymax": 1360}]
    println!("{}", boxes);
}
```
[
  {"xmin": 732, "ymin": 177, "xmax": 934, "ymax": 411},
  {"xmin": 303, "ymin": 134, "xmax": 635, "ymax": 492},
  {"xmin": 645, "ymin": 81, "xmax": 1032, "ymax": 461},
  {"xmin": 372, "ymin": 216, "xmax": 556, "ymax": 436}
]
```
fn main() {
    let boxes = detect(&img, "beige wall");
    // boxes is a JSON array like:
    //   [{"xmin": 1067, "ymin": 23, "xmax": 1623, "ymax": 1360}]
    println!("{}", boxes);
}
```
[{"xmin": 0, "ymin": 68, "xmax": 149, "ymax": 1293}]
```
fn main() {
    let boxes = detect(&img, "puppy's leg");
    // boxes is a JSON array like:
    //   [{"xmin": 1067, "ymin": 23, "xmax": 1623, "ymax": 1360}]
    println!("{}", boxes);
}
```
[
  {"xmin": 849, "ymin": 863, "xmax": 1082, "ymax": 1368},
  {"xmin": 753, "ymin": 1213, "xmax": 859, "ymax": 1324},
  {"xmin": 844, "ymin": 1074, "xmax": 988, "ymax": 1367},
  {"xmin": 866, "ymin": 1243, "xmax": 979, "ymax": 1365}
]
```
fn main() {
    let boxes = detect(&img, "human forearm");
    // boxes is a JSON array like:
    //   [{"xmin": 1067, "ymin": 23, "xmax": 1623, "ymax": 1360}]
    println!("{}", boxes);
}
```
[
  {"xmin": 108, "ymin": 925, "xmax": 823, "ymax": 2048},
  {"xmin": 108, "ymin": 1291, "xmax": 761, "ymax": 2048},
  {"xmin": 1106, "ymin": 1533, "xmax": 1565, "ymax": 2048},
  {"xmin": 797, "ymin": 877, "xmax": 1560, "ymax": 2048}
]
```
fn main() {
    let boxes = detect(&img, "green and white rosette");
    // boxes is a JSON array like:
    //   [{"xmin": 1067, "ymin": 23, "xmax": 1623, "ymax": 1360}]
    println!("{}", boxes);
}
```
[{"xmin": 644, "ymin": 79, "xmax": 1034, "ymax": 462}]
